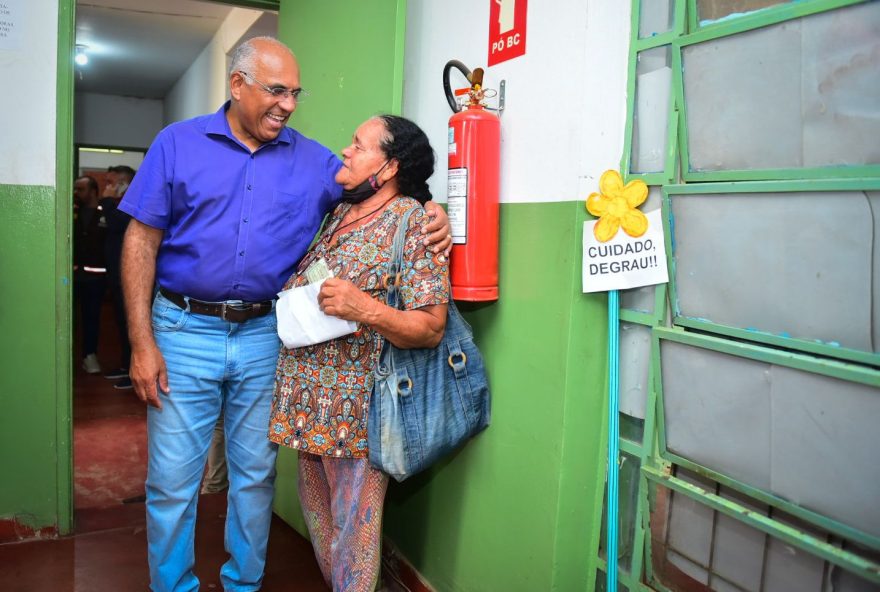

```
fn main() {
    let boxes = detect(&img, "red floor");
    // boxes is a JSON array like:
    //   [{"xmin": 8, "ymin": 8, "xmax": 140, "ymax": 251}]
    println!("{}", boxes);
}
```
[
  {"xmin": 0, "ymin": 300, "xmax": 330, "ymax": 591},
  {"xmin": 74, "ymin": 376, "xmax": 147, "ymax": 510}
]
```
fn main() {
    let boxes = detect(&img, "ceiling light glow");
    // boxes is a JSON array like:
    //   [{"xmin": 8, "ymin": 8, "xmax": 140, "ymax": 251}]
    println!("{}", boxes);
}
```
[{"xmin": 75, "ymin": 45, "xmax": 88, "ymax": 66}]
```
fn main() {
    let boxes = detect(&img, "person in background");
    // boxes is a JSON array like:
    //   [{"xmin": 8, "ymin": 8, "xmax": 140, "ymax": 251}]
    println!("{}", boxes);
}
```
[
  {"xmin": 73, "ymin": 175, "xmax": 108, "ymax": 374},
  {"xmin": 118, "ymin": 37, "xmax": 451, "ymax": 591},
  {"xmin": 200, "ymin": 416, "xmax": 228, "ymax": 495},
  {"xmin": 269, "ymin": 115, "xmax": 449, "ymax": 591},
  {"xmin": 100, "ymin": 165, "xmax": 135, "ymax": 389}
]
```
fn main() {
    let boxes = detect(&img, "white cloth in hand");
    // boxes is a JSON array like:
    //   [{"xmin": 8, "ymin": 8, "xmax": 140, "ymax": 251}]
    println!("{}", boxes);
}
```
[{"xmin": 276, "ymin": 279, "xmax": 357, "ymax": 348}]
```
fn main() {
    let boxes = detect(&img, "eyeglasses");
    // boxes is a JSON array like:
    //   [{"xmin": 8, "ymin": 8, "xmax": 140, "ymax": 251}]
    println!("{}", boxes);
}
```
[{"xmin": 239, "ymin": 70, "xmax": 308, "ymax": 102}]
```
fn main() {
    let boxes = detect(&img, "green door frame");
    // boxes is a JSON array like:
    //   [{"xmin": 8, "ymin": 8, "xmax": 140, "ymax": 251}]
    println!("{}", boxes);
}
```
[{"xmin": 56, "ymin": 0, "xmax": 75, "ymax": 536}]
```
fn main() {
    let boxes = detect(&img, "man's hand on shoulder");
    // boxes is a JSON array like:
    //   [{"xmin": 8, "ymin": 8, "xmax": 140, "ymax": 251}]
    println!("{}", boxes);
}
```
[{"xmin": 422, "ymin": 201, "xmax": 452, "ymax": 257}]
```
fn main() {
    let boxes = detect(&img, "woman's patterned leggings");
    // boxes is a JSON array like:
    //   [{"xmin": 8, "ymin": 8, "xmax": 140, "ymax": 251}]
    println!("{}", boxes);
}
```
[{"xmin": 298, "ymin": 452, "xmax": 390, "ymax": 592}]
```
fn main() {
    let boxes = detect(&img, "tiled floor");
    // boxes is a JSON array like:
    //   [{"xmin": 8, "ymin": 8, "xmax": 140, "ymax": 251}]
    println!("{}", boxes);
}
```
[{"xmin": 0, "ymin": 300, "xmax": 329, "ymax": 591}]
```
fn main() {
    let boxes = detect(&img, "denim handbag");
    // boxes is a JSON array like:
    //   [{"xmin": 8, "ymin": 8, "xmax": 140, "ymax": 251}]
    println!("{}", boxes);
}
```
[{"xmin": 368, "ymin": 206, "xmax": 491, "ymax": 482}]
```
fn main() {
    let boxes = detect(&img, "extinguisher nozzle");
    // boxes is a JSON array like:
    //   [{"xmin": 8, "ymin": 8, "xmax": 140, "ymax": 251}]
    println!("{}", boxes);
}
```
[{"xmin": 470, "ymin": 68, "xmax": 484, "ymax": 88}]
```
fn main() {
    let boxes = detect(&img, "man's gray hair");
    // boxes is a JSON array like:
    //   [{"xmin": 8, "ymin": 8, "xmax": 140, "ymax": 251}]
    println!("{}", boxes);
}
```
[{"xmin": 229, "ymin": 36, "xmax": 295, "ymax": 78}]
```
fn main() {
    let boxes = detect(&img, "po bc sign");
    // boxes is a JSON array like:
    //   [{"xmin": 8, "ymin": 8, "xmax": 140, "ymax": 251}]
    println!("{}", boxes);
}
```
[{"xmin": 488, "ymin": 0, "xmax": 527, "ymax": 67}]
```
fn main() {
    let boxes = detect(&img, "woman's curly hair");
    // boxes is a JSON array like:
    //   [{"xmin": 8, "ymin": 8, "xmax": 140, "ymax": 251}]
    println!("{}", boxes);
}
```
[{"xmin": 376, "ymin": 115, "xmax": 435, "ymax": 205}]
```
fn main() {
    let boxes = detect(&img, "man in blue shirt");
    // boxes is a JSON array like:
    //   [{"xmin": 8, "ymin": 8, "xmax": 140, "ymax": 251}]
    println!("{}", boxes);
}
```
[{"xmin": 119, "ymin": 37, "xmax": 450, "ymax": 592}]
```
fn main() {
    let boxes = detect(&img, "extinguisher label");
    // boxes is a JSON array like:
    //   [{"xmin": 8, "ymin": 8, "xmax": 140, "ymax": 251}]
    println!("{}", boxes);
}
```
[
  {"xmin": 447, "ymin": 167, "xmax": 468, "ymax": 244},
  {"xmin": 448, "ymin": 127, "xmax": 457, "ymax": 155}
]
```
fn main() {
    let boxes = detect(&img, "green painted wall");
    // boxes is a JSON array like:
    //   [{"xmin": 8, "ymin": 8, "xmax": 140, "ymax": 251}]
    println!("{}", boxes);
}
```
[
  {"xmin": 273, "ymin": 0, "xmax": 409, "ymax": 536},
  {"xmin": 0, "ymin": 0, "xmax": 74, "ymax": 538},
  {"xmin": 382, "ymin": 201, "xmax": 607, "ymax": 591},
  {"xmin": 278, "ymin": 0, "xmax": 405, "ymax": 152},
  {"xmin": 274, "ymin": 2, "xmax": 609, "ymax": 590},
  {"xmin": 0, "ymin": 184, "xmax": 69, "ymax": 534},
  {"xmin": 273, "ymin": 189, "xmax": 610, "ymax": 591}
]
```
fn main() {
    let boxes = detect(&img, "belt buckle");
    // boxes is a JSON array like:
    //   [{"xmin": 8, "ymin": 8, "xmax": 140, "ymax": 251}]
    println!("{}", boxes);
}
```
[
  {"xmin": 220, "ymin": 302, "xmax": 252, "ymax": 322},
  {"xmin": 220, "ymin": 303, "xmax": 244, "ymax": 322}
]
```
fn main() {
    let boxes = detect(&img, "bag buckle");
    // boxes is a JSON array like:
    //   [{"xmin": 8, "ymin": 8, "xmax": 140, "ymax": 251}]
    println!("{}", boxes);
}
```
[
  {"xmin": 397, "ymin": 377, "xmax": 412, "ymax": 394},
  {"xmin": 448, "ymin": 351, "xmax": 467, "ymax": 368}
]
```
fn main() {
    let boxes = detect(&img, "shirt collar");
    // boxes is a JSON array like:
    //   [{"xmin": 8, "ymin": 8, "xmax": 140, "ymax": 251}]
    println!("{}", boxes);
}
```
[{"xmin": 205, "ymin": 101, "xmax": 293, "ymax": 148}]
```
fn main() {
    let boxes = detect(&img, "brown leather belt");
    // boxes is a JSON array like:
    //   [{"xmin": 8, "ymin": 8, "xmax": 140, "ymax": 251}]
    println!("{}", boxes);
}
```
[{"xmin": 159, "ymin": 288, "xmax": 274, "ymax": 323}]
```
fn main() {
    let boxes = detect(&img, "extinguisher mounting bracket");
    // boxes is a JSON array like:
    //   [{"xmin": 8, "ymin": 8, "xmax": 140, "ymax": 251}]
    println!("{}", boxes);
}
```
[{"xmin": 485, "ymin": 79, "xmax": 506, "ymax": 115}]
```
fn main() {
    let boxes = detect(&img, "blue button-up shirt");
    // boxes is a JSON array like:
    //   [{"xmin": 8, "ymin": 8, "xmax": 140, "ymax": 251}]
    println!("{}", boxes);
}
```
[{"xmin": 120, "ymin": 103, "xmax": 343, "ymax": 302}]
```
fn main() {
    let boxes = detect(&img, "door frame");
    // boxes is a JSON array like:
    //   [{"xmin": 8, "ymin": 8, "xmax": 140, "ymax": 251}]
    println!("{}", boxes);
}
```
[
  {"xmin": 56, "ymin": 0, "xmax": 75, "ymax": 536},
  {"xmin": 55, "ymin": 0, "xmax": 282, "ymax": 535}
]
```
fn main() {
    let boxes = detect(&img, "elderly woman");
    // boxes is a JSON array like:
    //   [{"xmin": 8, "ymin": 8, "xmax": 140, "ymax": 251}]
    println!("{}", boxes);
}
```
[{"xmin": 269, "ymin": 115, "xmax": 448, "ymax": 591}]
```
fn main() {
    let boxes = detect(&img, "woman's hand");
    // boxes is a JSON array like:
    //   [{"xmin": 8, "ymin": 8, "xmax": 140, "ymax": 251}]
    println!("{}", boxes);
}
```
[
  {"xmin": 317, "ymin": 277, "xmax": 446, "ymax": 349},
  {"xmin": 317, "ymin": 277, "xmax": 377, "ymax": 323},
  {"xmin": 422, "ymin": 201, "xmax": 452, "ymax": 256}
]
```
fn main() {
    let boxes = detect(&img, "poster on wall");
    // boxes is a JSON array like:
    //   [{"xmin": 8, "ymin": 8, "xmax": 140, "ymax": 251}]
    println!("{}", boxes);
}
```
[
  {"xmin": 583, "ymin": 209, "xmax": 668, "ymax": 292},
  {"xmin": 0, "ymin": 0, "xmax": 23, "ymax": 51},
  {"xmin": 488, "ymin": 0, "xmax": 527, "ymax": 67},
  {"xmin": 582, "ymin": 171, "xmax": 668, "ymax": 293}
]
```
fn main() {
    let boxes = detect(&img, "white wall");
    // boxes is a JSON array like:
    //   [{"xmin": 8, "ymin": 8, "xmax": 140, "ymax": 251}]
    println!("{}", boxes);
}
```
[
  {"xmin": 75, "ymin": 92, "xmax": 164, "ymax": 149},
  {"xmin": 0, "ymin": 0, "xmax": 57, "ymax": 186},
  {"xmin": 164, "ymin": 8, "xmax": 265, "ymax": 125},
  {"xmin": 404, "ymin": 0, "xmax": 631, "ymax": 204}
]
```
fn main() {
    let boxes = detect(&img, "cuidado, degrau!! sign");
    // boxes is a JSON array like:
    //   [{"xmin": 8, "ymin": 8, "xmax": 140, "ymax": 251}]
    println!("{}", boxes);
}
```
[{"xmin": 582, "ymin": 171, "xmax": 669, "ymax": 293}]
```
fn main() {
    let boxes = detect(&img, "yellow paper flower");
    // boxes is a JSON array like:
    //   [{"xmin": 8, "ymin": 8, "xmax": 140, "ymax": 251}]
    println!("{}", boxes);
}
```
[{"xmin": 585, "ymin": 170, "xmax": 649, "ymax": 242}]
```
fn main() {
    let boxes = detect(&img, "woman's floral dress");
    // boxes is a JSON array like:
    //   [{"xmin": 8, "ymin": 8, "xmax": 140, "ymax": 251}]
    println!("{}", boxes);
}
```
[{"xmin": 268, "ymin": 196, "xmax": 449, "ymax": 457}]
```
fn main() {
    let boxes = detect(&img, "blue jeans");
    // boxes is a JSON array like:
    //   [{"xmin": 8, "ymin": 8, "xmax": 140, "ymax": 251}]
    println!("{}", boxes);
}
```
[{"xmin": 147, "ymin": 292, "xmax": 280, "ymax": 592}]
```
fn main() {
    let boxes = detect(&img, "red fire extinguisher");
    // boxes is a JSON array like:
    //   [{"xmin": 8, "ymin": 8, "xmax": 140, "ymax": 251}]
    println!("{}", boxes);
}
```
[{"xmin": 444, "ymin": 60, "xmax": 500, "ymax": 302}]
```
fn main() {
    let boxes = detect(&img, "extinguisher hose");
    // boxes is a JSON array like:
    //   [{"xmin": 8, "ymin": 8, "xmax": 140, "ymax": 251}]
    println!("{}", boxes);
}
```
[{"xmin": 443, "ymin": 60, "xmax": 472, "ymax": 113}]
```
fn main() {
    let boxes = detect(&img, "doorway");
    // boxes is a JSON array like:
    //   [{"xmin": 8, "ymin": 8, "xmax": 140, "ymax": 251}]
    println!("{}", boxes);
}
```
[{"xmin": 70, "ymin": 0, "xmax": 279, "ymax": 529}]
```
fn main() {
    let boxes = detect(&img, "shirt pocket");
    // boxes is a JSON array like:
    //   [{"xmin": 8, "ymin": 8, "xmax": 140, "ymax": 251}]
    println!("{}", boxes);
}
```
[{"xmin": 264, "ymin": 189, "xmax": 309, "ymax": 245}]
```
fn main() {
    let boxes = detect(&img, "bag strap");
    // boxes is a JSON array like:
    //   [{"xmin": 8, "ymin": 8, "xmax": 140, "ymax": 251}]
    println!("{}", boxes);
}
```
[
  {"xmin": 377, "ymin": 206, "xmax": 419, "ymax": 383},
  {"xmin": 387, "ymin": 206, "xmax": 470, "ymax": 371},
  {"xmin": 385, "ymin": 206, "xmax": 419, "ymax": 311}
]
